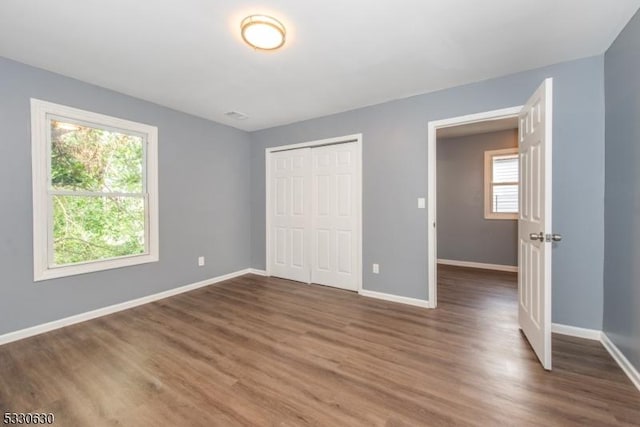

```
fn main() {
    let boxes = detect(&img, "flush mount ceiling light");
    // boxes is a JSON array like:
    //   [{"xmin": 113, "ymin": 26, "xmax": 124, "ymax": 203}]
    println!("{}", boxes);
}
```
[{"xmin": 241, "ymin": 15, "xmax": 286, "ymax": 51}]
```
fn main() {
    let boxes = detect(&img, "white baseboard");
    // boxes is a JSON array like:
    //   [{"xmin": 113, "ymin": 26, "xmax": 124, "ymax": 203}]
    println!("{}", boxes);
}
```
[
  {"xmin": 552, "ymin": 324, "xmax": 639, "ymax": 392},
  {"xmin": 248, "ymin": 268, "xmax": 267, "ymax": 276},
  {"xmin": 551, "ymin": 323, "xmax": 602, "ymax": 340},
  {"xmin": 437, "ymin": 259, "xmax": 518, "ymax": 273},
  {"xmin": 358, "ymin": 289, "xmax": 432, "ymax": 308},
  {"xmin": 0, "ymin": 268, "xmax": 253, "ymax": 346},
  {"xmin": 601, "ymin": 332, "xmax": 640, "ymax": 392}
]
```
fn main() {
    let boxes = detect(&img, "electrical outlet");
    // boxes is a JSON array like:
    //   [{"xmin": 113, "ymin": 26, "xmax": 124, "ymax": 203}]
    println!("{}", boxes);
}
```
[
  {"xmin": 418, "ymin": 197, "xmax": 426, "ymax": 209},
  {"xmin": 198, "ymin": 256, "xmax": 205, "ymax": 267},
  {"xmin": 373, "ymin": 263, "xmax": 379, "ymax": 274}
]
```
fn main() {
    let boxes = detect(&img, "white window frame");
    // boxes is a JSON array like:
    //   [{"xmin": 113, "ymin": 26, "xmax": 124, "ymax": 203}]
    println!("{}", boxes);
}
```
[
  {"xmin": 31, "ymin": 99, "xmax": 159, "ymax": 281},
  {"xmin": 484, "ymin": 147, "xmax": 518, "ymax": 220}
]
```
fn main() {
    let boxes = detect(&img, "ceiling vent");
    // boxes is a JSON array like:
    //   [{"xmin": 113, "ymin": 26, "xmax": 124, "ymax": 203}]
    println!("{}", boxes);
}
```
[{"xmin": 224, "ymin": 111, "xmax": 249, "ymax": 120}]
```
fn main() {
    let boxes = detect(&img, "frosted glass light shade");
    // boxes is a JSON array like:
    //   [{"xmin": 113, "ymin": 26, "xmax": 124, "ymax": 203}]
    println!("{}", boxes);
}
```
[{"xmin": 241, "ymin": 15, "xmax": 286, "ymax": 50}]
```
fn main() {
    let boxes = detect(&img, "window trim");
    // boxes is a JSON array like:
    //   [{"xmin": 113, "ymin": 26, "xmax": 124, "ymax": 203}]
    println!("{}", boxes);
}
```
[
  {"xmin": 484, "ymin": 147, "xmax": 518, "ymax": 220},
  {"xmin": 31, "ymin": 98, "xmax": 159, "ymax": 281}
]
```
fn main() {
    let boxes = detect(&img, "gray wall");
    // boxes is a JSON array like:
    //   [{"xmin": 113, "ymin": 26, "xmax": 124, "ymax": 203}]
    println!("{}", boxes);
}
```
[
  {"xmin": 0, "ymin": 52, "xmax": 609, "ymax": 336},
  {"xmin": 0, "ymin": 57, "xmax": 252, "ymax": 336},
  {"xmin": 437, "ymin": 130, "xmax": 518, "ymax": 266},
  {"xmin": 250, "ymin": 55, "xmax": 605, "ymax": 330},
  {"xmin": 603, "ymin": 10, "xmax": 640, "ymax": 371}
]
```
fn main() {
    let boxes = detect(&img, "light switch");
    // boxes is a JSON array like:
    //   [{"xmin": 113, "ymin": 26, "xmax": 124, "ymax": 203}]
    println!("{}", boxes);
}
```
[
  {"xmin": 373, "ymin": 263, "xmax": 379, "ymax": 274},
  {"xmin": 418, "ymin": 198, "xmax": 426, "ymax": 209},
  {"xmin": 198, "ymin": 256, "xmax": 205, "ymax": 267}
]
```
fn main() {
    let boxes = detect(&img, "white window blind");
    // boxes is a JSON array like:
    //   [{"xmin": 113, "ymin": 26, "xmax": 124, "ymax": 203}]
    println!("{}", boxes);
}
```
[
  {"xmin": 492, "ymin": 155, "xmax": 518, "ymax": 213},
  {"xmin": 484, "ymin": 148, "xmax": 518, "ymax": 219}
]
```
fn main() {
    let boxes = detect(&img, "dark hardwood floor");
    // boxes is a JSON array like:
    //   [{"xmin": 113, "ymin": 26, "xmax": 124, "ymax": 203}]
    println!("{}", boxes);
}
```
[{"xmin": 1, "ymin": 266, "xmax": 638, "ymax": 426}]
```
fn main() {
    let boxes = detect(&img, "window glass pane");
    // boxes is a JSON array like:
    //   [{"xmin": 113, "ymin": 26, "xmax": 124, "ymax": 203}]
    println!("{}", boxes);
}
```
[
  {"xmin": 52, "ymin": 195, "xmax": 145, "ymax": 265},
  {"xmin": 50, "ymin": 119, "xmax": 144, "ymax": 193},
  {"xmin": 492, "ymin": 155, "xmax": 518, "ymax": 183},
  {"xmin": 492, "ymin": 184, "xmax": 518, "ymax": 213}
]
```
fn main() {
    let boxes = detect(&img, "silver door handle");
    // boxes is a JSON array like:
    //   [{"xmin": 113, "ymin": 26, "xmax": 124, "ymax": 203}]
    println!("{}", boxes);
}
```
[
  {"xmin": 529, "ymin": 232, "xmax": 544, "ymax": 241},
  {"xmin": 550, "ymin": 233, "xmax": 562, "ymax": 242}
]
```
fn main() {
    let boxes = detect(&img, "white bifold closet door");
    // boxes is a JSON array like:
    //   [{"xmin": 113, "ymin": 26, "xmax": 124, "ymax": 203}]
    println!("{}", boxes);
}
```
[
  {"xmin": 269, "ymin": 142, "xmax": 359, "ymax": 291},
  {"xmin": 310, "ymin": 143, "xmax": 358, "ymax": 290},
  {"xmin": 270, "ymin": 148, "xmax": 312, "ymax": 284}
]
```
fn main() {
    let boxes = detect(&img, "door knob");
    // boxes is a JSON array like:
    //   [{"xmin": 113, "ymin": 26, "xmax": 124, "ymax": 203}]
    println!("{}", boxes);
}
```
[
  {"xmin": 550, "ymin": 233, "xmax": 562, "ymax": 242},
  {"xmin": 529, "ymin": 232, "xmax": 544, "ymax": 241}
]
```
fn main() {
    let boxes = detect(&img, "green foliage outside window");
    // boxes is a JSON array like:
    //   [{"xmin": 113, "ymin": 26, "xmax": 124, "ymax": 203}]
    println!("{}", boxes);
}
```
[{"xmin": 50, "ymin": 120, "xmax": 146, "ymax": 265}]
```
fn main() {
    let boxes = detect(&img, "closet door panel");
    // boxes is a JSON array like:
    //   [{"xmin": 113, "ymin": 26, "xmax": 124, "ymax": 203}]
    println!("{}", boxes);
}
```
[
  {"xmin": 311, "ymin": 143, "xmax": 358, "ymax": 290},
  {"xmin": 269, "ymin": 148, "xmax": 311, "ymax": 283}
]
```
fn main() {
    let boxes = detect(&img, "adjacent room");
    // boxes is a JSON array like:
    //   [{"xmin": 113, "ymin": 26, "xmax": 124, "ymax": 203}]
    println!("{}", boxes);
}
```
[
  {"xmin": 435, "ymin": 121, "xmax": 521, "ymax": 359},
  {"xmin": 1, "ymin": 1, "xmax": 639, "ymax": 425}
]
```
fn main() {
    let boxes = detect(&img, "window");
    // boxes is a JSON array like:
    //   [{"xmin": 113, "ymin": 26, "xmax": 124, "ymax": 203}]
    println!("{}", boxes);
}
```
[
  {"xmin": 484, "ymin": 147, "xmax": 518, "ymax": 220},
  {"xmin": 31, "ymin": 99, "xmax": 158, "ymax": 281}
]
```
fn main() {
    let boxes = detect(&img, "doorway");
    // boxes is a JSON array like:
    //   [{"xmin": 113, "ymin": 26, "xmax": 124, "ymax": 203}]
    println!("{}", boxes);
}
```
[
  {"xmin": 265, "ymin": 134, "xmax": 363, "ymax": 292},
  {"xmin": 428, "ymin": 106, "xmax": 522, "ymax": 307},
  {"xmin": 427, "ymin": 77, "xmax": 555, "ymax": 370},
  {"xmin": 436, "ymin": 120, "xmax": 519, "ymax": 273}
]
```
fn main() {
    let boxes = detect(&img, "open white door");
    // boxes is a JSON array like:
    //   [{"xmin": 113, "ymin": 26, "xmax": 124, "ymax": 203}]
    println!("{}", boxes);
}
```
[{"xmin": 518, "ymin": 78, "xmax": 553, "ymax": 370}]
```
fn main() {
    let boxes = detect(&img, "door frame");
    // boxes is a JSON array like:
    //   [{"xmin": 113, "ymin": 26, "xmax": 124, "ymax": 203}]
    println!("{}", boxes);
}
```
[
  {"xmin": 265, "ymin": 133, "xmax": 363, "ymax": 291},
  {"xmin": 427, "ymin": 107, "xmax": 522, "ymax": 308}
]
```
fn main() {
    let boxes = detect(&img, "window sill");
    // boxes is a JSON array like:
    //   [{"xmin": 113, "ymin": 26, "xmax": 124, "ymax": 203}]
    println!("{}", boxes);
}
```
[
  {"xmin": 34, "ymin": 253, "xmax": 158, "ymax": 282},
  {"xmin": 484, "ymin": 213, "xmax": 518, "ymax": 220}
]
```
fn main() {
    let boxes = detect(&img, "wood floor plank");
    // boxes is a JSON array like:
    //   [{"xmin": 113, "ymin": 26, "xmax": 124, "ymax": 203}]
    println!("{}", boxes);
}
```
[{"xmin": 1, "ymin": 266, "xmax": 638, "ymax": 426}]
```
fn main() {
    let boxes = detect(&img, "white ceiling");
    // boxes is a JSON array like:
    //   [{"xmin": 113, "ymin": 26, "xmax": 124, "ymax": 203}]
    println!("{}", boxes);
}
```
[
  {"xmin": 438, "ymin": 117, "xmax": 518, "ymax": 139},
  {"xmin": 0, "ymin": 1, "xmax": 638, "ymax": 131}
]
